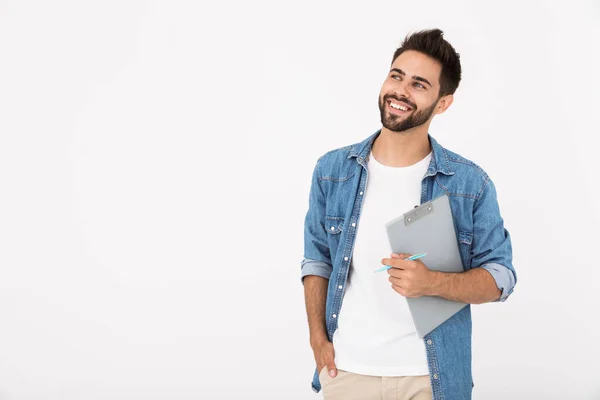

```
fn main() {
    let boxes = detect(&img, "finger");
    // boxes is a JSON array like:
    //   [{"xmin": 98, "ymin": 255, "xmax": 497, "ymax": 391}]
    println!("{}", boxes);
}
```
[
  {"xmin": 381, "ymin": 258, "xmax": 404, "ymax": 269},
  {"xmin": 388, "ymin": 261, "xmax": 412, "ymax": 273},
  {"xmin": 326, "ymin": 354, "xmax": 337, "ymax": 378},
  {"xmin": 388, "ymin": 275, "xmax": 402, "ymax": 286},
  {"xmin": 387, "ymin": 267, "xmax": 406, "ymax": 278},
  {"xmin": 391, "ymin": 283, "xmax": 407, "ymax": 296},
  {"xmin": 392, "ymin": 283, "xmax": 418, "ymax": 298},
  {"xmin": 399, "ymin": 259, "xmax": 417, "ymax": 269},
  {"xmin": 394, "ymin": 284, "xmax": 419, "ymax": 298},
  {"xmin": 382, "ymin": 257, "xmax": 416, "ymax": 270},
  {"xmin": 392, "ymin": 253, "xmax": 411, "ymax": 259},
  {"xmin": 391, "ymin": 272, "xmax": 408, "ymax": 285}
]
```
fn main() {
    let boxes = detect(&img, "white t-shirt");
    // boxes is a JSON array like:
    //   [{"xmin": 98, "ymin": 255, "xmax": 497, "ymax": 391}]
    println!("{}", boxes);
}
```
[{"xmin": 332, "ymin": 149, "xmax": 432, "ymax": 377}]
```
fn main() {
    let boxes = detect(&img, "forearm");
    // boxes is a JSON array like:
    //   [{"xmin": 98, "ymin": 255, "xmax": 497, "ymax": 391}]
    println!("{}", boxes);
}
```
[
  {"xmin": 303, "ymin": 275, "xmax": 329, "ymax": 346},
  {"xmin": 430, "ymin": 267, "xmax": 501, "ymax": 304}
]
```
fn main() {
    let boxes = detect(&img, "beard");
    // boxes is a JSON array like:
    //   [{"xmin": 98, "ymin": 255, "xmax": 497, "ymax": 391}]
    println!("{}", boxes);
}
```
[{"xmin": 379, "ymin": 94, "xmax": 438, "ymax": 133}]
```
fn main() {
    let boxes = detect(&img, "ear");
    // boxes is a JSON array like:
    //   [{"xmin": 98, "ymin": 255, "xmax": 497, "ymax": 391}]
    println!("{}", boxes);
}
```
[{"xmin": 434, "ymin": 94, "xmax": 454, "ymax": 115}]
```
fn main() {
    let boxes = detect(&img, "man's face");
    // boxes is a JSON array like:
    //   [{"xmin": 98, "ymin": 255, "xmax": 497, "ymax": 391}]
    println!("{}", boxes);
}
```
[{"xmin": 378, "ymin": 50, "xmax": 443, "ymax": 132}]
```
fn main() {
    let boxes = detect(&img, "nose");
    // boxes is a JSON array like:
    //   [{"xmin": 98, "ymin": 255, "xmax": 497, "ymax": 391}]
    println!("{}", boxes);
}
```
[
  {"xmin": 394, "ymin": 79, "xmax": 409, "ymax": 99},
  {"xmin": 393, "ymin": 81, "xmax": 410, "ymax": 99}
]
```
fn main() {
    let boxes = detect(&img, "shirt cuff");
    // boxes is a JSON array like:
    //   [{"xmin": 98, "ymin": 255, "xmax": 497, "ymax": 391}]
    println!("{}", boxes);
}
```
[
  {"xmin": 301, "ymin": 258, "xmax": 332, "ymax": 283},
  {"xmin": 481, "ymin": 262, "xmax": 516, "ymax": 302}
]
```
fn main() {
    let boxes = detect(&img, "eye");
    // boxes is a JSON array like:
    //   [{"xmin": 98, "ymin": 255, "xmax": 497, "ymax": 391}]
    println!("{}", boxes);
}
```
[
  {"xmin": 414, "ymin": 82, "xmax": 425, "ymax": 89},
  {"xmin": 391, "ymin": 74, "xmax": 401, "ymax": 80}
]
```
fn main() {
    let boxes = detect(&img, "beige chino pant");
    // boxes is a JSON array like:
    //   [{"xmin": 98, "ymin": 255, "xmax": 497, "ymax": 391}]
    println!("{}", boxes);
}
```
[{"xmin": 319, "ymin": 367, "xmax": 433, "ymax": 400}]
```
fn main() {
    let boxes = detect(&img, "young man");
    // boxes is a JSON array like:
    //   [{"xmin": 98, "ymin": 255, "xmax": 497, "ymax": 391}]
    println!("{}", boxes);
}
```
[{"xmin": 301, "ymin": 29, "xmax": 516, "ymax": 400}]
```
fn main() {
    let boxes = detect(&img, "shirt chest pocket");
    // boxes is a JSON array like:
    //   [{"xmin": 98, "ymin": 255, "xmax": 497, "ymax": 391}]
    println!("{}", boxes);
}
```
[
  {"xmin": 325, "ymin": 215, "xmax": 344, "ymax": 263},
  {"xmin": 458, "ymin": 230, "xmax": 473, "ymax": 270}
]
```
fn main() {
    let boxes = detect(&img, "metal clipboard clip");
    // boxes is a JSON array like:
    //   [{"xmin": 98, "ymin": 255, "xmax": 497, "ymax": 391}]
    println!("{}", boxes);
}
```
[{"xmin": 404, "ymin": 201, "xmax": 434, "ymax": 226}]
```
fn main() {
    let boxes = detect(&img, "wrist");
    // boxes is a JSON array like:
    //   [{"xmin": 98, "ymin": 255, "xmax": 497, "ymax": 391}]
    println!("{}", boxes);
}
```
[
  {"xmin": 310, "ymin": 332, "xmax": 329, "ymax": 348},
  {"xmin": 428, "ymin": 270, "xmax": 445, "ymax": 296}
]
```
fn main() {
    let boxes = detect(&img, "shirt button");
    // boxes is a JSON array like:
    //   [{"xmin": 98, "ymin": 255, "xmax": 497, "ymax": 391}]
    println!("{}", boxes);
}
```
[
  {"xmin": 427, "ymin": 339, "xmax": 432, "ymax": 345},
  {"xmin": 338, "ymin": 285, "xmax": 343, "ymax": 289},
  {"xmin": 352, "ymin": 223, "xmax": 356, "ymax": 227},
  {"xmin": 360, "ymin": 191, "xmax": 363, "ymax": 195},
  {"xmin": 330, "ymin": 226, "xmax": 335, "ymax": 231},
  {"xmin": 332, "ymin": 314, "xmax": 337, "ymax": 318},
  {"xmin": 344, "ymin": 257, "xmax": 348, "ymax": 261},
  {"xmin": 433, "ymin": 373, "xmax": 438, "ymax": 379}
]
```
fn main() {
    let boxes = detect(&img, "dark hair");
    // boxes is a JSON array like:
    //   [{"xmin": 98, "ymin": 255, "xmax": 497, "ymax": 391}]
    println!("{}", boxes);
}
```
[{"xmin": 392, "ymin": 29, "xmax": 462, "ymax": 97}]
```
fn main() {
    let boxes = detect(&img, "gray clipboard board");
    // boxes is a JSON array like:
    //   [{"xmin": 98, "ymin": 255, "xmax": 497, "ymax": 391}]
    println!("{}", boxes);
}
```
[{"xmin": 384, "ymin": 193, "xmax": 467, "ymax": 338}]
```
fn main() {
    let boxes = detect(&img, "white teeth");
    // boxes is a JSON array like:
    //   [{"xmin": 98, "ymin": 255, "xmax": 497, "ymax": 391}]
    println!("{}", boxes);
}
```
[{"xmin": 390, "ymin": 102, "xmax": 409, "ymax": 111}]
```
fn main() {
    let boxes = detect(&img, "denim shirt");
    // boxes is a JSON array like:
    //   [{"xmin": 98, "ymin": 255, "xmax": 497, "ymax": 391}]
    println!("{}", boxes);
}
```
[{"xmin": 301, "ymin": 130, "xmax": 516, "ymax": 400}]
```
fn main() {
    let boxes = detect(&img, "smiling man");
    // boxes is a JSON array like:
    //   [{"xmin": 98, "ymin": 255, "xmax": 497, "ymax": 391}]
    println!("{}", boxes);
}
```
[{"xmin": 301, "ymin": 29, "xmax": 516, "ymax": 400}]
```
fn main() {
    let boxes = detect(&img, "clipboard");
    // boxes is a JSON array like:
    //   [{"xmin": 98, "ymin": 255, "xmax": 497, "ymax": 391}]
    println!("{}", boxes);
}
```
[{"xmin": 384, "ymin": 193, "xmax": 468, "ymax": 338}]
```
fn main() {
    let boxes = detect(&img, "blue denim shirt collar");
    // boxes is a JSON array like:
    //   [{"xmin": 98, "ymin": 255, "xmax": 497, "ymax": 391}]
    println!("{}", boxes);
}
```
[{"xmin": 347, "ymin": 129, "xmax": 455, "ymax": 177}]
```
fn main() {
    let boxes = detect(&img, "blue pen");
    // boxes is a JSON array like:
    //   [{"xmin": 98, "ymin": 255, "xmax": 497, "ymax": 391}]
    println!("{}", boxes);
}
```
[{"xmin": 373, "ymin": 252, "xmax": 427, "ymax": 272}]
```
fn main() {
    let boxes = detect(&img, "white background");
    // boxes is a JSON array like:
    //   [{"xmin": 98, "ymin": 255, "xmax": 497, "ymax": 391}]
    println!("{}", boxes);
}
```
[{"xmin": 1, "ymin": 0, "xmax": 599, "ymax": 399}]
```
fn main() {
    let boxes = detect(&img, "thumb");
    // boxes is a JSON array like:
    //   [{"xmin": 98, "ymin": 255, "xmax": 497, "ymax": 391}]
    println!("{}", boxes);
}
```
[
  {"xmin": 326, "ymin": 354, "xmax": 337, "ymax": 378},
  {"xmin": 391, "ymin": 253, "xmax": 401, "ymax": 259}
]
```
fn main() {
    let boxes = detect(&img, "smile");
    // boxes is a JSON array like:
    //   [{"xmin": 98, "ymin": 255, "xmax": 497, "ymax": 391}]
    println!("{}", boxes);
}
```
[{"xmin": 387, "ymin": 100, "xmax": 413, "ymax": 114}]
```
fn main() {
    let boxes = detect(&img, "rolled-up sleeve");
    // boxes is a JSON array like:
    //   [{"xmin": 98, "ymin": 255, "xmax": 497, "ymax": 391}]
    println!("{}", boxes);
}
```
[
  {"xmin": 301, "ymin": 158, "xmax": 333, "ymax": 283},
  {"xmin": 471, "ymin": 178, "xmax": 517, "ymax": 302}
]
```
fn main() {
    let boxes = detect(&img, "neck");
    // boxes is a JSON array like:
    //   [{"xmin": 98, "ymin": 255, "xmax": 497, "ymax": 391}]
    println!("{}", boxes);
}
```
[{"xmin": 372, "ymin": 125, "xmax": 432, "ymax": 167}]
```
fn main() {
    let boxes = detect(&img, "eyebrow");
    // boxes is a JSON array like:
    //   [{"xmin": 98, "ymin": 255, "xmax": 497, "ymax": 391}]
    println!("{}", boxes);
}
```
[{"xmin": 389, "ymin": 68, "xmax": 433, "ymax": 88}]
